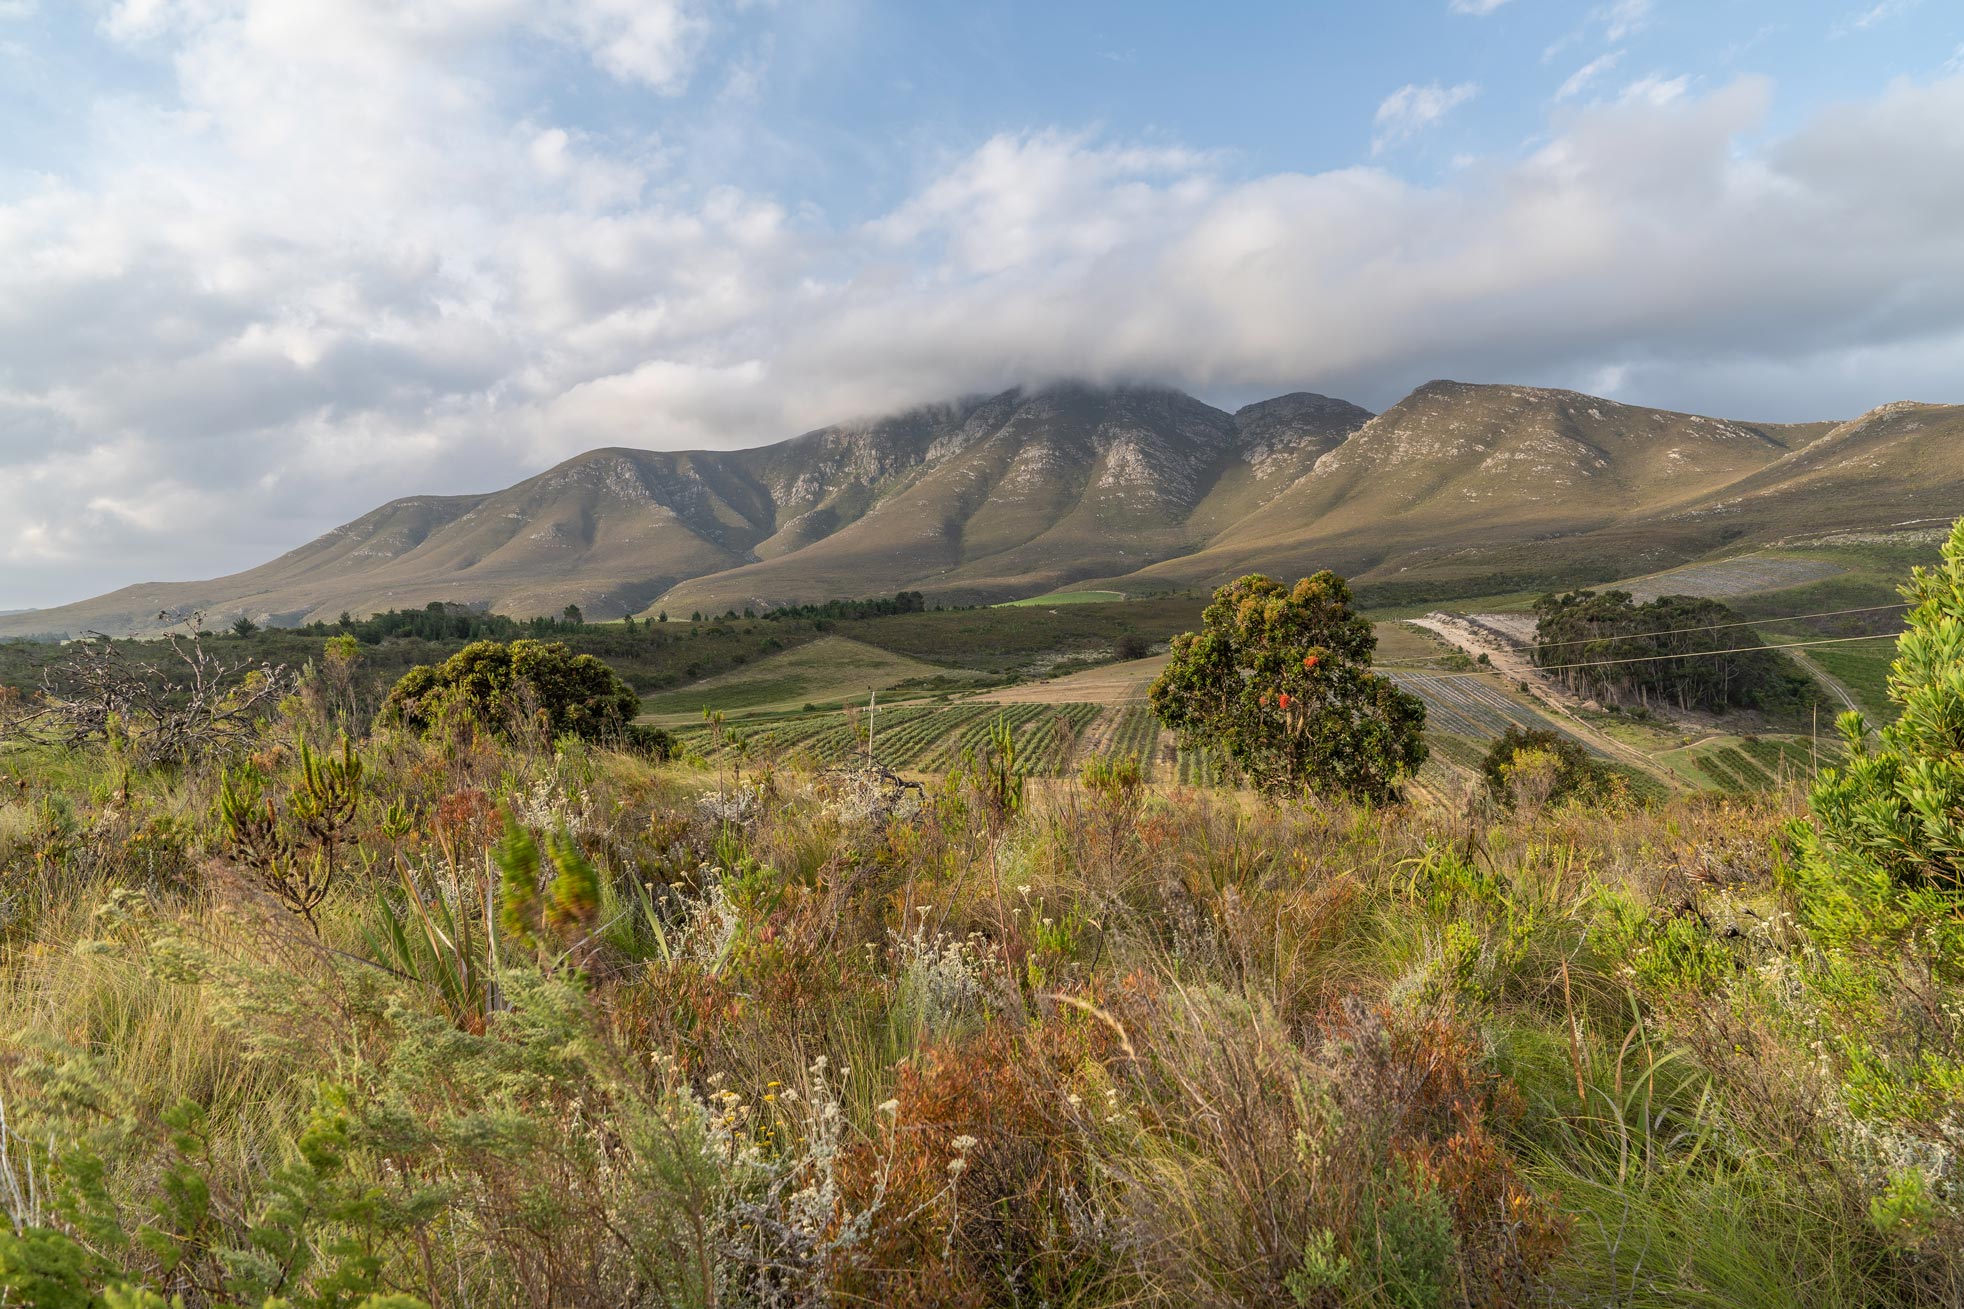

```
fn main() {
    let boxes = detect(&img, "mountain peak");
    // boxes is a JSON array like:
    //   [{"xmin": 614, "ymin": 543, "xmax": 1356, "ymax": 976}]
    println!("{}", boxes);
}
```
[{"xmin": 4, "ymin": 380, "xmax": 1959, "ymax": 638}]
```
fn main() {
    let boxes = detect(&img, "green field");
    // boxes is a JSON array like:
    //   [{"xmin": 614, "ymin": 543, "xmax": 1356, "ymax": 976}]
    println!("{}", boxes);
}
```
[
  {"xmin": 1800, "ymin": 642, "xmax": 1900, "ymax": 719},
  {"xmin": 1654, "ymin": 733, "xmax": 1839, "ymax": 793},
  {"xmin": 637, "ymin": 636, "xmax": 985, "ymax": 722},
  {"xmin": 997, "ymin": 590, "xmax": 1128, "ymax": 607},
  {"xmin": 668, "ymin": 663, "xmax": 1664, "ymax": 790}
]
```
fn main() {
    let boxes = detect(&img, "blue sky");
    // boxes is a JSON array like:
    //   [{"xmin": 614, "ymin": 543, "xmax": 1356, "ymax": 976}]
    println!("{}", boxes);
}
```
[{"xmin": 1, "ymin": 0, "xmax": 1962, "ymax": 607}]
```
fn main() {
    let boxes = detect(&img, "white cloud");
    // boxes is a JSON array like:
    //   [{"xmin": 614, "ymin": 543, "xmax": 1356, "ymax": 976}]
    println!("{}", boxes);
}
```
[
  {"xmin": 1838, "ymin": 0, "xmax": 1923, "ymax": 35},
  {"xmin": 1621, "ymin": 73, "xmax": 1690, "ymax": 106},
  {"xmin": 1447, "ymin": 0, "xmax": 1511, "ymax": 14},
  {"xmin": 1372, "ymin": 81, "xmax": 1480, "ymax": 154},
  {"xmin": 1550, "ymin": 0, "xmax": 1652, "ymax": 57},
  {"xmin": 6, "ymin": 12, "xmax": 1964, "ymax": 608},
  {"xmin": 1946, "ymin": 44, "xmax": 1964, "ymax": 76},
  {"xmin": 1599, "ymin": 0, "xmax": 1653, "ymax": 41},
  {"xmin": 547, "ymin": 0, "xmax": 709, "ymax": 92},
  {"xmin": 1556, "ymin": 50, "xmax": 1625, "ymax": 100}
]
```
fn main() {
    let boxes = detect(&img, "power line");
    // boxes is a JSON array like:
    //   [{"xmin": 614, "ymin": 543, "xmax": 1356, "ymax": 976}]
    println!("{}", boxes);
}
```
[
  {"xmin": 1530, "ymin": 630, "xmax": 1899, "ymax": 673},
  {"xmin": 1505, "ymin": 601, "xmax": 1910, "ymax": 652}
]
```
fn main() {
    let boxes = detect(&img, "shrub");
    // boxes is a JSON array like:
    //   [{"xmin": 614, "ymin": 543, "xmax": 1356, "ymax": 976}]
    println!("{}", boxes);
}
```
[
  {"xmin": 1478, "ymin": 726, "xmax": 1609, "ymax": 811},
  {"xmin": 1149, "ymin": 572, "xmax": 1427, "ymax": 802},
  {"xmin": 1, "ymin": 631, "xmax": 295, "ymax": 765},
  {"xmin": 380, "ymin": 640, "xmax": 639, "ymax": 744},
  {"xmin": 1785, "ymin": 514, "xmax": 1964, "ymax": 1269},
  {"xmin": 1803, "ymin": 517, "xmax": 1964, "ymax": 898}
]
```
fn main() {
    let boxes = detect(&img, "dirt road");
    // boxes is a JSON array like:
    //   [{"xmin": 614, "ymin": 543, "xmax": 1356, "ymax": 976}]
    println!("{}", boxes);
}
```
[{"xmin": 1410, "ymin": 612, "xmax": 1675, "ymax": 782}]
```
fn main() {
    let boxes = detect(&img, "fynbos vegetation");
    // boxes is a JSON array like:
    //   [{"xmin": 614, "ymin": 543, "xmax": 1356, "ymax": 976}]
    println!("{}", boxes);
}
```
[{"xmin": 0, "ymin": 526, "xmax": 1960, "ymax": 1306}]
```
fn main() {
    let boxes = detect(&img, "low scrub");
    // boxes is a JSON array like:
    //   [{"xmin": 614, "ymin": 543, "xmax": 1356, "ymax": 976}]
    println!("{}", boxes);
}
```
[{"xmin": 0, "ymin": 523, "xmax": 1961, "ymax": 1306}]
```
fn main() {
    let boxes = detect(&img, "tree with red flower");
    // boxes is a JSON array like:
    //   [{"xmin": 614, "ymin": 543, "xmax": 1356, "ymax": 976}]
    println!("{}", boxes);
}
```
[{"xmin": 1148, "ymin": 571, "xmax": 1427, "ymax": 802}]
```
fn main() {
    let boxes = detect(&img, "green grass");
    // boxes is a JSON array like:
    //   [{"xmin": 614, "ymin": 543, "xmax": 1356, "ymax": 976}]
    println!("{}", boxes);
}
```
[
  {"xmin": 1372, "ymin": 621, "xmax": 1462, "ymax": 666},
  {"xmin": 1797, "ymin": 643, "xmax": 1899, "ymax": 720},
  {"xmin": 996, "ymin": 590, "xmax": 1128, "ymax": 607},
  {"xmin": 850, "ymin": 594, "xmax": 1205, "ymax": 674},
  {"xmin": 637, "ymin": 636, "xmax": 982, "ymax": 722}
]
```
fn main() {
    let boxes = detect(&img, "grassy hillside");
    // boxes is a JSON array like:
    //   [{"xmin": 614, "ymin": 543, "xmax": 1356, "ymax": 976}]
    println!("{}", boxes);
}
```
[{"xmin": 998, "ymin": 589, "xmax": 1127, "ymax": 607}]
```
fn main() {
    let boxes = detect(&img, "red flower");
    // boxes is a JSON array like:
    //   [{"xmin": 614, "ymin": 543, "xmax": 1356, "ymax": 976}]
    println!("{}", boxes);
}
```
[
  {"xmin": 1302, "ymin": 654, "xmax": 1319, "ymax": 670},
  {"xmin": 1278, "ymin": 692, "xmax": 1294, "ymax": 710}
]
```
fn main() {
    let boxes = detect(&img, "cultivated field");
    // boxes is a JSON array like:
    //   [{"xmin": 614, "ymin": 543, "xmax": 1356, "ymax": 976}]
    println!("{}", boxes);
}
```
[
  {"xmin": 638, "ymin": 636, "xmax": 987, "ymax": 722},
  {"xmin": 1613, "ymin": 554, "xmax": 1847, "ymax": 601},
  {"xmin": 997, "ymin": 589, "xmax": 1128, "ymax": 607}
]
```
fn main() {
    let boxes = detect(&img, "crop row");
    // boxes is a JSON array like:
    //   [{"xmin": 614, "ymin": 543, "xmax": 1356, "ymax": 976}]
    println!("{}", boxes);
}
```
[
  {"xmin": 1105, "ymin": 705, "xmax": 1163, "ymax": 771},
  {"xmin": 670, "ymin": 681, "xmax": 1643, "ymax": 789},
  {"xmin": 1391, "ymin": 674, "xmax": 1601, "ymax": 754},
  {"xmin": 1697, "ymin": 737, "xmax": 1829, "ymax": 793},
  {"xmin": 678, "ymin": 701, "xmax": 1125, "ymax": 777}
]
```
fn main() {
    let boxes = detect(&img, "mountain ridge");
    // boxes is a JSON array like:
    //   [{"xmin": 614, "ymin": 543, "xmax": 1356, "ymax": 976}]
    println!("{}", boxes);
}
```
[{"xmin": 5, "ymin": 380, "xmax": 1959, "ymax": 639}]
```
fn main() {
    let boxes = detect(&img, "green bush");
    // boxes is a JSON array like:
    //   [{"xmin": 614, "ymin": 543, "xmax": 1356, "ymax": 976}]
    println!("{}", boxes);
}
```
[
  {"xmin": 1787, "ymin": 514, "xmax": 1964, "ymax": 1259},
  {"xmin": 1479, "ymin": 726, "xmax": 1610, "ymax": 810},
  {"xmin": 380, "ymin": 640, "xmax": 639, "ymax": 743}
]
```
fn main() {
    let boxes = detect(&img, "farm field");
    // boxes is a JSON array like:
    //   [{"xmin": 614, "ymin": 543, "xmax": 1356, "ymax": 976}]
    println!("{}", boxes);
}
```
[
  {"xmin": 1654, "ymin": 733, "xmax": 1838, "ymax": 793},
  {"xmin": 846, "ymin": 594, "xmax": 1203, "ymax": 674},
  {"xmin": 673, "ymin": 662, "xmax": 1606, "ymax": 788},
  {"xmin": 1612, "ymin": 554, "xmax": 1847, "ymax": 601},
  {"xmin": 1388, "ymin": 672, "xmax": 1603, "ymax": 754},
  {"xmin": 1371, "ymin": 619, "xmax": 1467, "ymax": 665},
  {"xmin": 1781, "ymin": 639, "xmax": 1899, "ymax": 720},
  {"xmin": 980, "ymin": 654, "xmax": 1167, "ymax": 705},
  {"xmin": 978, "ymin": 622, "xmax": 1464, "ymax": 708},
  {"xmin": 637, "ymin": 636, "xmax": 985, "ymax": 723},
  {"xmin": 997, "ymin": 589, "xmax": 1127, "ymax": 606}
]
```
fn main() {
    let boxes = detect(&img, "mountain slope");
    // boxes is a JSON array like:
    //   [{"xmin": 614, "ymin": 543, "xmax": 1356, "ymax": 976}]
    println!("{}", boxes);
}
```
[
  {"xmin": 4, "ymin": 381, "xmax": 1958, "ymax": 639},
  {"xmin": 1107, "ymin": 382, "xmax": 1860, "ymax": 594}
]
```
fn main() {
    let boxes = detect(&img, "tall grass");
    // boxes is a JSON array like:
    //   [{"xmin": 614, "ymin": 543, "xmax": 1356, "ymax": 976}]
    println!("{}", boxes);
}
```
[{"xmin": 0, "ymin": 714, "xmax": 1954, "ymax": 1306}]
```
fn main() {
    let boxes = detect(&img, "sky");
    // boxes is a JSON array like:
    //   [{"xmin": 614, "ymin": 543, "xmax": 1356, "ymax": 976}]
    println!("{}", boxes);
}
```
[{"xmin": 2, "ymin": 0, "xmax": 1962, "ymax": 609}]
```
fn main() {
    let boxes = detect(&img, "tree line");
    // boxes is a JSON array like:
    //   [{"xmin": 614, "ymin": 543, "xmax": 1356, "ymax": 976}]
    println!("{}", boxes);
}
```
[{"xmin": 1530, "ymin": 589, "xmax": 1816, "ymax": 714}]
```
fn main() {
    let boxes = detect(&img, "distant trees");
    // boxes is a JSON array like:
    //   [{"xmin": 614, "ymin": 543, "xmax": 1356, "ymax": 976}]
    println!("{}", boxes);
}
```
[
  {"xmin": 1530, "ymin": 590, "xmax": 1815, "ymax": 714},
  {"xmin": 1149, "ymin": 572, "xmax": 1427, "ymax": 802},
  {"xmin": 304, "ymin": 601, "xmax": 590, "ymax": 645},
  {"xmin": 759, "ymin": 591, "xmax": 927, "ymax": 623}
]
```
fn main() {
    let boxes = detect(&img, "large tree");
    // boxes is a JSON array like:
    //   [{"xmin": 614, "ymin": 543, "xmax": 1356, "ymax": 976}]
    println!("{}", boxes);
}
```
[{"xmin": 1150, "ymin": 572, "xmax": 1427, "ymax": 802}]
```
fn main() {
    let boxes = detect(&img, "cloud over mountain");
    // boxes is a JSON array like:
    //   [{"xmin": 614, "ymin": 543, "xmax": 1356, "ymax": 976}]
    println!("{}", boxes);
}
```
[{"xmin": 1, "ymin": 3, "xmax": 1962, "ymax": 608}]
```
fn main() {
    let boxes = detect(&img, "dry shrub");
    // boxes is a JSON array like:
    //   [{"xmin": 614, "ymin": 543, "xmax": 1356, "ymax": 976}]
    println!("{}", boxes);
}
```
[
  {"xmin": 835, "ymin": 1010, "xmax": 1122, "ymax": 1307},
  {"xmin": 1093, "ymin": 988, "xmax": 1566, "ymax": 1308},
  {"xmin": 1324, "ymin": 1002, "xmax": 1568, "ymax": 1306}
]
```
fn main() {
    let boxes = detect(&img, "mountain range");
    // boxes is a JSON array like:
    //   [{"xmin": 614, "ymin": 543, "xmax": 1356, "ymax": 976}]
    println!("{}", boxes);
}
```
[{"xmin": 6, "ymin": 380, "xmax": 1961, "ymax": 638}]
